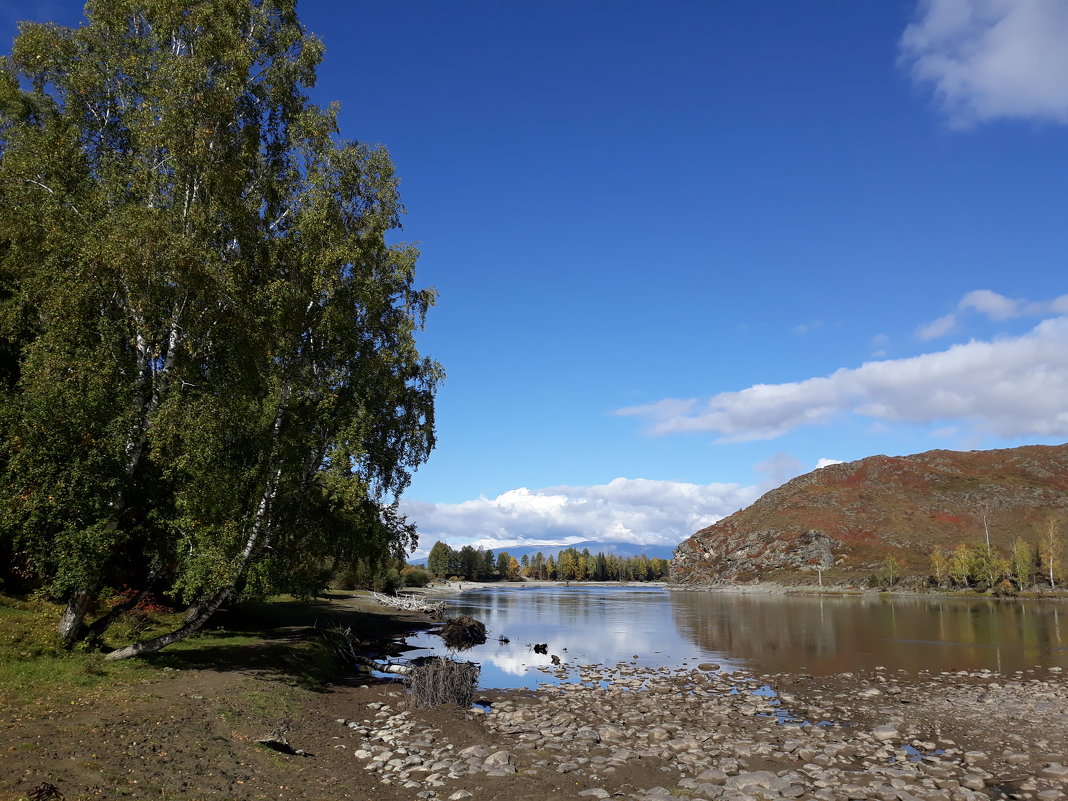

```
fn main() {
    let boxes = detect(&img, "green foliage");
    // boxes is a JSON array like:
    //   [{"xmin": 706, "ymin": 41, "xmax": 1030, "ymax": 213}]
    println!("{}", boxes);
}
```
[
  {"xmin": 400, "ymin": 566, "xmax": 431, "ymax": 588},
  {"xmin": 332, "ymin": 556, "xmax": 403, "ymax": 594},
  {"xmin": 1012, "ymin": 537, "xmax": 1032, "ymax": 589},
  {"xmin": 876, "ymin": 555, "xmax": 901, "ymax": 587},
  {"xmin": 930, "ymin": 549, "xmax": 950, "ymax": 588},
  {"xmin": 427, "ymin": 541, "xmax": 451, "ymax": 578},
  {"xmin": 0, "ymin": 0, "xmax": 438, "ymax": 649},
  {"xmin": 968, "ymin": 543, "xmax": 1000, "ymax": 590},
  {"xmin": 419, "ymin": 542, "xmax": 671, "ymax": 583},
  {"xmin": 949, "ymin": 544, "xmax": 972, "ymax": 587}
]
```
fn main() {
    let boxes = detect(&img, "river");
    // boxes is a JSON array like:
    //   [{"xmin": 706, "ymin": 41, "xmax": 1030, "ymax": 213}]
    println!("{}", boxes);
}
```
[{"xmin": 401, "ymin": 585, "xmax": 1068, "ymax": 689}]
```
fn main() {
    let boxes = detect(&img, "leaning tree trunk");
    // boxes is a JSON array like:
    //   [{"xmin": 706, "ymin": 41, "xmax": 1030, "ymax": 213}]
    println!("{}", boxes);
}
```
[
  {"xmin": 57, "ymin": 588, "xmax": 95, "ymax": 648},
  {"xmin": 58, "ymin": 316, "xmax": 183, "ymax": 646},
  {"xmin": 105, "ymin": 387, "xmax": 289, "ymax": 661},
  {"xmin": 105, "ymin": 467, "xmax": 280, "ymax": 661}
]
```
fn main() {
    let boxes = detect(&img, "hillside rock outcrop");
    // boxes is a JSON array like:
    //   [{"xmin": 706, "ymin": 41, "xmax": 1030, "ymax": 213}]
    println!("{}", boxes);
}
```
[{"xmin": 672, "ymin": 443, "xmax": 1068, "ymax": 585}]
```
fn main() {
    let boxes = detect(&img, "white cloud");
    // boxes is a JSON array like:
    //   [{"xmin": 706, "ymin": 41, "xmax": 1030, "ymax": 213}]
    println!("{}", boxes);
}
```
[
  {"xmin": 794, "ymin": 319, "xmax": 824, "ymax": 335},
  {"xmin": 618, "ymin": 316, "xmax": 1068, "ymax": 442},
  {"xmin": 917, "ymin": 290, "xmax": 1068, "ymax": 339},
  {"xmin": 916, "ymin": 313, "xmax": 957, "ymax": 340},
  {"xmin": 959, "ymin": 288, "xmax": 1021, "ymax": 319},
  {"xmin": 816, "ymin": 458, "xmax": 845, "ymax": 469},
  {"xmin": 900, "ymin": 0, "xmax": 1068, "ymax": 126},
  {"xmin": 754, "ymin": 451, "xmax": 803, "ymax": 489},
  {"xmin": 402, "ymin": 477, "xmax": 759, "ymax": 558}
]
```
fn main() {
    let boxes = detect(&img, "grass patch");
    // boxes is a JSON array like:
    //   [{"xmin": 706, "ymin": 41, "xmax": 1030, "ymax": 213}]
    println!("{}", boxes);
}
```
[{"xmin": 0, "ymin": 593, "xmax": 344, "ymax": 714}]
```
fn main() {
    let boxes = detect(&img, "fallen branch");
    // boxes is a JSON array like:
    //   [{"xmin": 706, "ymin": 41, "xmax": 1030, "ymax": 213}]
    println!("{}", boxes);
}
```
[{"xmin": 315, "ymin": 620, "xmax": 411, "ymax": 675}]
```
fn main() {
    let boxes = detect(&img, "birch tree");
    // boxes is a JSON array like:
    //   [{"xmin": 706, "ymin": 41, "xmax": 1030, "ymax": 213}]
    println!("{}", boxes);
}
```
[
  {"xmin": 1040, "ymin": 519, "xmax": 1062, "ymax": 589},
  {"xmin": 0, "ymin": 0, "xmax": 439, "ymax": 654}
]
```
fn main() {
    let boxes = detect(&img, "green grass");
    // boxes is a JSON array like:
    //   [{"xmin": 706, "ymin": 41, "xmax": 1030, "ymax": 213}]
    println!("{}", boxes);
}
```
[{"xmin": 0, "ymin": 593, "xmax": 343, "ymax": 714}]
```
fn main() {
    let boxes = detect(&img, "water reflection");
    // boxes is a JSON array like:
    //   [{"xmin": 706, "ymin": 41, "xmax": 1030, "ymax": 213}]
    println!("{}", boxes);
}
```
[
  {"xmin": 670, "ymin": 591, "xmax": 1068, "ymax": 675},
  {"xmin": 400, "ymin": 586, "xmax": 1068, "ymax": 689},
  {"xmin": 403, "ymin": 585, "xmax": 737, "ymax": 689}
]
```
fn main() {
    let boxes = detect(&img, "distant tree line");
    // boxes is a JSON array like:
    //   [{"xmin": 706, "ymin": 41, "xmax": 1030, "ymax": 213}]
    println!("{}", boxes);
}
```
[
  {"xmin": 426, "ymin": 542, "xmax": 671, "ymax": 582},
  {"xmin": 332, "ymin": 557, "xmax": 431, "ymax": 595}
]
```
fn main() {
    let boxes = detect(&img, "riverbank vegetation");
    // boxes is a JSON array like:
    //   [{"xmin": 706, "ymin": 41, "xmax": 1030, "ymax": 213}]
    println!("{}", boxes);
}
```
[
  {"xmin": 425, "ymin": 541, "xmax": 670, "ymax": 582},
  {"xmin": 0, "ymin": 0, "xmax": 438, "ymax": 657},
  {"xmin": 869, "ymin": 525, "xmax": 1064, "ymax": 595}
]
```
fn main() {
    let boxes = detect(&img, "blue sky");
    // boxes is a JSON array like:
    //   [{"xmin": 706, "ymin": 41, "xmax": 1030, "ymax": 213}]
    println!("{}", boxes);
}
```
[{"xmin": 4, "ymin": 1, "xmax": 1068, "ymax": 557}]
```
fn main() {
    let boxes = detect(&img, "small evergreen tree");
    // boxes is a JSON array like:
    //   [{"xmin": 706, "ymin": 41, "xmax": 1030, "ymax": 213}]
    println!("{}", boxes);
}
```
[{"xmin": 427, "ymin": 541, "xmax": 452, "ymax": 578}]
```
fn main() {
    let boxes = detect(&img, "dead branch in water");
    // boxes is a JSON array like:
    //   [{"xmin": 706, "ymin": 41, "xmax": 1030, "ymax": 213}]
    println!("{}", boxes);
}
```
[{"xmin": 315, "ymin": 620, "xmax": 411, "ymax": 675}]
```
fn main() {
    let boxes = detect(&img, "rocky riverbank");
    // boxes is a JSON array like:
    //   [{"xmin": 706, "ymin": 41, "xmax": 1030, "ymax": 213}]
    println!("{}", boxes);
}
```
[{"xmin": 336, "ymin": 662, "xmax": 1068, "ymax": 801}]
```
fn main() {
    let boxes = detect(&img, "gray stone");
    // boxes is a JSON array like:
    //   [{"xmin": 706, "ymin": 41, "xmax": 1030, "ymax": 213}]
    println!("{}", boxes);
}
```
[
  {"xmin": 960, "ymin": 774, "xmax": 986, "ymax": 791},
  {"xmin": 725, "ymin": 770, "xmax": 789, "ymax": 792},
  {"xmin": 695, "ymin": 767, "xmax": 728, "ymax": 785},
  {"xmin": 483, "ymin": 749, "xmax": 514, "ymax": 767},
  {"xmin": 872, "ymin": 725, "xmax": 899, "ymax": 741},
  {"xmin": 597, "ymin": 725, "xmax": 626, "ymax": 742},
  {"xmin": 1042, "ymin": 763, "xmax": 1068, "ymax": 781}
]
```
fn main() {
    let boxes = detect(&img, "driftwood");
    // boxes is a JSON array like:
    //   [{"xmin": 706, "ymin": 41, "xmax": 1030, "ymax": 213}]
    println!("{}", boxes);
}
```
[{"xmin": 370, "ymin": 591, "xmax": 446, "ymax": 617}]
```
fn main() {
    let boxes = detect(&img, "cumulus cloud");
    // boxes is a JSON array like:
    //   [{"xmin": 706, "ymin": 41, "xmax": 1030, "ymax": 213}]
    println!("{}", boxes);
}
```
[
  {"xmin": 618, "ymin": 316, "xmax": 1068, "ymax": 442},
  {"xmin": 900, "ymin": 0, "xmax": 1068, "ymax": 126},
  {"xmin": 402, "ymin": 477, "xmax": 760, "ymax": 558},
  {"xmin": 816, "ymin": 458, "xmax": 845, "ymax": 469}
]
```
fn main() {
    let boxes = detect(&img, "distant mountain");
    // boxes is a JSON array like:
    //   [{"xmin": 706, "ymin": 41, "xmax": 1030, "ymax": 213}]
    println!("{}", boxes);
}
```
[
  {"xmin": 673, "ymin": 443, "xmax": 1068, "ymax": 586},
  {"xmin": 493, "ymin": 540, "xmax": 676, "ymax": 563}
]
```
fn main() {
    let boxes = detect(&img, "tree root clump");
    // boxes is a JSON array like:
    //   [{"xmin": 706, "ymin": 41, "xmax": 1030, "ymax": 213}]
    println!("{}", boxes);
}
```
[
  {"xmin": 405, "ymin": 657, "xmax": 480, "ymax": 708},
  {"xmin": 439, "ymin": 614, "xmax": 487, "ymax": 649}
]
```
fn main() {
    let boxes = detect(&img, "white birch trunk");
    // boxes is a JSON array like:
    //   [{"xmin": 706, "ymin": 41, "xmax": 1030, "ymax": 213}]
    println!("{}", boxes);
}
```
[
  {"xmin": 105, "ymin": 466, "xmax": 280, "ymax": 661},
  {"xmin": 106, "ymin": 386, "xmax": 289, "ymax": 660}
]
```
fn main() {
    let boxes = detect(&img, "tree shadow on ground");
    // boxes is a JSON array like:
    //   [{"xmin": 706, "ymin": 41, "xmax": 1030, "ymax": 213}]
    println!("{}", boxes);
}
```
[{"xmin": 131, "ymin": 593, "xmax": 435, "ymax": 690}]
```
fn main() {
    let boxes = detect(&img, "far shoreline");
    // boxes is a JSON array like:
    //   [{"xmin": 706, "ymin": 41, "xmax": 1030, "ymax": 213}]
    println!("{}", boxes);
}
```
[{"xmin": 406, "ymin": 577, "xmax": 1068, "ymax": 601}]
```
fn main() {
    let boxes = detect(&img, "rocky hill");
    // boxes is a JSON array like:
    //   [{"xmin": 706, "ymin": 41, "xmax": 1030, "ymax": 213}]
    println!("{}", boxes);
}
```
[{"xmin": 672, "ymin": 443, "xmax": 1068, "ymax": 585}]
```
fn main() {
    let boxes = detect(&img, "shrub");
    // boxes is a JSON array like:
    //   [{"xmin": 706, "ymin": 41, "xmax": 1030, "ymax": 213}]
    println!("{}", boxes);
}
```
[
  {"xmin": 401, "ymin": 566, "xmax": 432, "ymax": 588},
  {"xmin": 992, "ymin": 578, "xmax": 1018, "ymax": 597},
  {"xmin": 373, "ymin": 567, "xmax": 402, "ymax": 595}
]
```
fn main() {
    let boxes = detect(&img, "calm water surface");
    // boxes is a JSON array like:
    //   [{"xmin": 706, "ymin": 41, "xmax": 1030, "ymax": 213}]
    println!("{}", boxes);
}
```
[{"xmin": 402, "ymin": 586, "xmax": 1068, "ymax": 690}]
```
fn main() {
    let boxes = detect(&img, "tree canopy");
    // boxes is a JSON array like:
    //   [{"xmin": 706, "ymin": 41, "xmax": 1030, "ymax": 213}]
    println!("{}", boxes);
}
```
[{"xmin": 0, "ymin": 0, "xmax": 439, "ymax": 656}]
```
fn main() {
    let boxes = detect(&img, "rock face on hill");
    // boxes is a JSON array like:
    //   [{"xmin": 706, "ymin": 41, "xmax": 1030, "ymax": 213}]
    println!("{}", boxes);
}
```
[{"xmin": 672, "ymin": 444, "xmax": 1068, "ymax": 585}]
